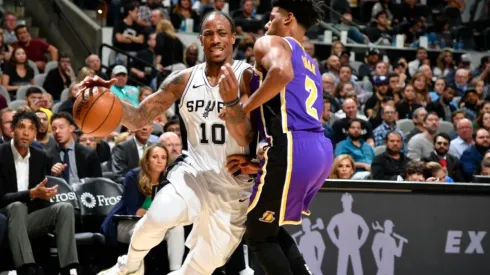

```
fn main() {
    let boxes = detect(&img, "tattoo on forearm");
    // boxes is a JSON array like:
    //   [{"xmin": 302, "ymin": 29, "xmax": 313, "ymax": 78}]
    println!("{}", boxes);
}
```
[{"xmin": 122, "ymin": 72, "xmax": 185, "ymax": 130}]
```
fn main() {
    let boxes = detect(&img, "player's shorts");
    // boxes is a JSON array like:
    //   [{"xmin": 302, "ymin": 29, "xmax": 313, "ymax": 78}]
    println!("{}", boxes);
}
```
[
  {"xmin": 165, "ymin": 154, "xmax": 250, "ymax": 271},
  {"xmin": 247, "ymin": 131, "xmax": 333, "ymax": 226}
]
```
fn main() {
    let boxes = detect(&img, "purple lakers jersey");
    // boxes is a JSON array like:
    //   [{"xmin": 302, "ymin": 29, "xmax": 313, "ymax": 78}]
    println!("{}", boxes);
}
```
[{"xmin": 251, "ymin": 37, "xmax": 324, "ymax": 142}]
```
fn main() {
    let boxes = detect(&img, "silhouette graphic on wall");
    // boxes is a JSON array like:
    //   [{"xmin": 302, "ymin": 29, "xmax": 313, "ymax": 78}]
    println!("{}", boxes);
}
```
[
  {"xmin": 327, "ymin": 193, "xmax": 369, "ymax": 275},
  {"xmin": 292, "ymin": 217, "xmax": 326, "ymax": 275},
  {"xmin": 371, "ymin": 220, "xmax": 408, "ymax": 275}
]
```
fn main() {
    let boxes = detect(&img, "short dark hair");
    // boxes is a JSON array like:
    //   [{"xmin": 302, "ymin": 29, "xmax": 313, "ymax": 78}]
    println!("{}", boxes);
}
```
[
  {"xmin": 272, "ymin": 0, "xmax": 325, "ymax": 30},
  {"xmin": 345, "ymin": 118, "xmax": 362, "ymax": 131},
  {"xmin": 58, "ymin": 52, "xmax": 71, "ymax": 61},
  {"xmin": 433, "ymin": 132, "xmax": 450, "ymax": 144},
  {"xmin": 423, "ymin": 111, "xmax": 439, "ymax": 122},
  {"xmin": 375, "ymin": 10, "xmax": 387, "ymax": 20},
  {"xmin": 51, "ymin": 112, "xmax": 76, "ymax": 126},
  {"xmin": 12, "ymin": 111, "xmax": 40, "ymax": 131},
  {"xmin": 340, "ymin": 65, "xmax": 352, "ymax": 72},
  {"xmin": 14, "ymin": 24, "xmax": 27, "ymax": 34},
  {"xmin": 385, "ymin": 131, "xmax": 402, "ymax": 142},
  {"xmin": 25, "ymin": 87, "xmax": 43, "ymax": 98},
  {"xmin": 200, "ymin": 11, "xmax": 236, "ymax": 34},
  {"xmin": 163, "ymin": 119, "xmax": 179, "ymax": 132},
  {"xmin": 405, "ymin": 160, "xmax": 425, "ymax": 178},
  {"xmin": 451, "ymin": 110, "xmax": 465, "ymax": 121},
  {"xmin": 416, "ymin": 47, "xmax": 427, "ymax": 53},
  {"xmin": 387, "ymin": 72, "xmax": 399, "ymax": 80},
  {"xmin": 473, "ymin": 128, "xmax": 489, "ymax": 140}
]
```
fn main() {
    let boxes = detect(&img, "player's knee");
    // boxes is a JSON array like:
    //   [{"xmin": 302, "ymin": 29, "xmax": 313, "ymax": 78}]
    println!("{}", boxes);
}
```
[{"xmin": 146, "ymin": 192, "xmax": 186, "ymax": 227}]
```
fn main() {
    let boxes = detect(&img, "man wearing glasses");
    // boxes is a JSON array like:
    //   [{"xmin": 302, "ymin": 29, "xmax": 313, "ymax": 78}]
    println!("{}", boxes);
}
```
[{"xmin": 422, "ymin": 132, "xmax": 464, "ymax": 182}]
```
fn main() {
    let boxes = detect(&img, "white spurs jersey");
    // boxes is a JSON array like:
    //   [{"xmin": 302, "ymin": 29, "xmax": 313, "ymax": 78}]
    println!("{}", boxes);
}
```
[{"xmin": 177, "ymin": 60, "xmax": 253, "ymax": 189}]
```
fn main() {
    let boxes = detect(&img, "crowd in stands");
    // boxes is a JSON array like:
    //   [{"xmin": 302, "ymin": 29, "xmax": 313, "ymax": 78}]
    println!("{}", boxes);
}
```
[{"xmin": 0, "ymin": 0, "xmax": 489, "ymax": 274}]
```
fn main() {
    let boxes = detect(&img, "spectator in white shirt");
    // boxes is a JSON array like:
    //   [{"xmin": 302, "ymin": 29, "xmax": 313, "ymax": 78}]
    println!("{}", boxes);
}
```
[{"xmin": 408, "ymin": 47, "xmax": 428, "ymax": 77}]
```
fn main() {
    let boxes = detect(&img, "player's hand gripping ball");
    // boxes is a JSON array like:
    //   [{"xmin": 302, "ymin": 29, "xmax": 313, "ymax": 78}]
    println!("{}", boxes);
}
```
[{"xmin": 72, "ymin": 76, "xmax": 123, "ymax": 137}]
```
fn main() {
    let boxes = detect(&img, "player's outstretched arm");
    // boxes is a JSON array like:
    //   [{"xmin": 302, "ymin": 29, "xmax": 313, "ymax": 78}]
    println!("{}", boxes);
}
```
[
  {"xmin": 121, "ymin": 70, "xmax": 190, "ymax": 131},
  {"xmin": 242, "ymin": 35, "xmax": 294, "ymax": 114},
  {"xmin": 79, "ymin": 71, "xmax": 190, "ymax": 131},
  {"xmin": 219, "ymin": 64, "xmax": 255, "ymax": 147}
]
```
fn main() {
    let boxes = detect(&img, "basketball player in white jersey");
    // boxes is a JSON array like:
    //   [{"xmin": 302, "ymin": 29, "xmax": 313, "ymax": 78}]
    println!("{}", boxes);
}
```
[{"xmin": 80, "ymin": 12, "xmax": 258, "ymax": 275}]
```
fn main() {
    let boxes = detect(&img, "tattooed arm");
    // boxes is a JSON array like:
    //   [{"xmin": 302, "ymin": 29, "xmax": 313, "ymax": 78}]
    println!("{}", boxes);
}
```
[
  {"xmin": 219, "ymin": 64, "xmax": 255, "ymax": 147},
  {"xmin": 121, "ymin": 69, "xmax": 190, "ymax": 131}
]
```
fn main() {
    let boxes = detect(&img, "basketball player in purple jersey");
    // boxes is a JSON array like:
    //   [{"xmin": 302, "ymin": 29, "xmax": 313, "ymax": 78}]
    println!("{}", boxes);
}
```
[{"xmin": 218, "ymin": 0, "xmax": 333, "ymax": 274}]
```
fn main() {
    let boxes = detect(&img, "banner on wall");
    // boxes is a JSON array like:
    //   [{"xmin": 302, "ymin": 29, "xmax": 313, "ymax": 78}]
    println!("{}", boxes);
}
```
[{"xmin": 285, "ymin": 191, "xmax": 490, "ymax": 275}]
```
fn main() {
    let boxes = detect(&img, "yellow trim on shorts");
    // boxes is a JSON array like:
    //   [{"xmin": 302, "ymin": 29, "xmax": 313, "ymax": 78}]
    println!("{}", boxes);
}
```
[{"xmin": 279, "ymin": 131, "xmax": 299, "ymax": 226}]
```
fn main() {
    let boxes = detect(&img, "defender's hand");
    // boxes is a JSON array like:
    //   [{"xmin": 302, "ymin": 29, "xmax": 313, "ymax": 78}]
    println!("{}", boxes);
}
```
[{"xmin": 226, "ymin": 155, "xmax": 260, "ymax": 175}]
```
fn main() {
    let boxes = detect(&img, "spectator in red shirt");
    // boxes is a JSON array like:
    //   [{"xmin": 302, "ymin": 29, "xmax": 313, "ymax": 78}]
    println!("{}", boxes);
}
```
[{"xmin": 12, "ymin": 25, "xmax": 58, "ymax": 72}]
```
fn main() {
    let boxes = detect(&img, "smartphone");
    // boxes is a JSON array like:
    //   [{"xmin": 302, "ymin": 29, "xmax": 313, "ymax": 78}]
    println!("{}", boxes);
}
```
[{"xmin": 38, "ymin": 99, "xmax": 48, "ymax": 107}]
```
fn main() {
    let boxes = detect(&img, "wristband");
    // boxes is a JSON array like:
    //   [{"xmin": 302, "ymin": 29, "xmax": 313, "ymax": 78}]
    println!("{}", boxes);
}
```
[{"xmin": 223, "ymin": 97, "xmax": 240, "ymax": 107}]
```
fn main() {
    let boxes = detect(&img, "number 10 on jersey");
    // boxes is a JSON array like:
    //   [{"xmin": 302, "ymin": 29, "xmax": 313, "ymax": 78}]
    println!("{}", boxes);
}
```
[{"xmin": 200, "ymin": 123, "xmax": 226, "ymax": 145}]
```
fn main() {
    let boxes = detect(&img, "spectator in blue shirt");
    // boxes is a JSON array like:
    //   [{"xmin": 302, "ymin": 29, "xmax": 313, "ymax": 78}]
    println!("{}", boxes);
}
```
[
  {"xmin": 373, "ymin": 105, "xmax": 406, "ymax": 150},
  {"xmin": 460, "ymin": 128, "xmax": 490, "ymax": 181},
  {"xmin": 110, "ymin": 65, "xmax": 139, "ymax": 106},
  {"xmin": 335, "ymin": 118, "xmax": 375, "ymax": 172}
]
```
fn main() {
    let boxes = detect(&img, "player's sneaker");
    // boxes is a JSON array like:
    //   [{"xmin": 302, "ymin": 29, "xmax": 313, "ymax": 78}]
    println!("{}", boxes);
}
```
[{"xmin": 98, "ymin": 255, "xmax": 144, "ymax": 275}]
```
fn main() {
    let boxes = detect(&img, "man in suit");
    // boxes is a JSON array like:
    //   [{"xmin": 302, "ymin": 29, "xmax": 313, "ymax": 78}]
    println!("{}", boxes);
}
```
[
  {"xmin": 112, "ymin": 124, "xmax": 153, "ymax": 182},
  {"xmin": 47, "ymin": 112, "xmax": 102, "ymax": 184},
  {"xmin": 0, "ymin": 111, "xmax": 79, "ymax": 275},
  {"xmin": 422, "ymin": 132, "xmax": 464, "ymax": 182}
]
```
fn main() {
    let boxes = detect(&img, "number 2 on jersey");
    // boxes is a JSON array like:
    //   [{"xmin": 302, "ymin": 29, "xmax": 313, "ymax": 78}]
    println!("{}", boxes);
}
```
[{"xmin": 304, "ymin": 75, "xmax": 319, "ymax": 120}]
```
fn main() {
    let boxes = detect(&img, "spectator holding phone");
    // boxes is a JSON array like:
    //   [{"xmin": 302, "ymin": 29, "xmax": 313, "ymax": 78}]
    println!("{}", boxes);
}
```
[
  {"xmin": 101, "ymin": 144, "xmax": 184, "ymax": 271},
  {"xmin": 25, "ymin": 87, "xmax": 52, "ymax": 120}
]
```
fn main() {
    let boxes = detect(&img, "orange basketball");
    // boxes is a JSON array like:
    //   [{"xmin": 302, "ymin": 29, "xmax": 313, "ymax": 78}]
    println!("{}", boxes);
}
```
[{"xmin": 72, "ymin": 86, "xmax": 123, "ymax": 137}]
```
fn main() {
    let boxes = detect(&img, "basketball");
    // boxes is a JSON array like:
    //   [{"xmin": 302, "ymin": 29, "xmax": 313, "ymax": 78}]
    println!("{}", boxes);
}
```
[{"xmin": 72, "ymin": 86, "xmax": 123, "ymax": 137}]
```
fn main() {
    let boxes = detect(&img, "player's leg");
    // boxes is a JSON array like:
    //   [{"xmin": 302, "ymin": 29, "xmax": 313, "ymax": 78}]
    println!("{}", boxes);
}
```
[
  {"xmin": 163, "ymin": 226, "xmax": 185, "ymax": 271},
  {"xmin": 100, "ymin": 184, "xmax": 190, "ymax": 275},
  {"xmin": 127, "ymin": 184, "xmax": 189, "ymax": 272},
  {"xmin": 177, "ymin": 198, "xmax": 247, "ymax": 275},
  {"xmin": 245, "ymin": 143, "xmax": 295, "ymax": 275},
  {"xmin": 277, "ymin": 227, "xmax": 312, "ymax": 275},
  {"xmin": 277, "ymin": 133, "xmax": 333, "ymax": 274}
]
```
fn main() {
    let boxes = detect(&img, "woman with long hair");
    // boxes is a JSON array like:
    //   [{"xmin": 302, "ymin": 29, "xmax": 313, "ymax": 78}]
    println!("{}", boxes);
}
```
[
  {"xmin": 434, "ymin": 49, "xmax": 456, "ymax": 78},
  {"xmin": 170, "ymin": 0, "xmax": 199, "ymax": 33},
  {"xmin": 102, "ymin": 144, "xmax": 185, "ymax": 271},
  {"xmin": 411, "ymin": 72, "xmax": 430, "ymax": 106},
  {"xmin": 395, "ymin": 84, "xmax": 422, "ymax": 119},
  {"xmin": 329, "ymin": 154, "xmax": 355, "ymax": 179},
  {"xmin": 476, "ymin": 110, "xmax": 490, "ymax": 132},
  {"xmin": 155, "ymin": 19, "xmax": 185, "ymax": 70},
  {"xmin": 331, "ymin": 41, "xmax": 345, "ymax": 57},
  {"xmin": 1, "ymin": 47, "xmax": 34, "ymax": 97}
]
